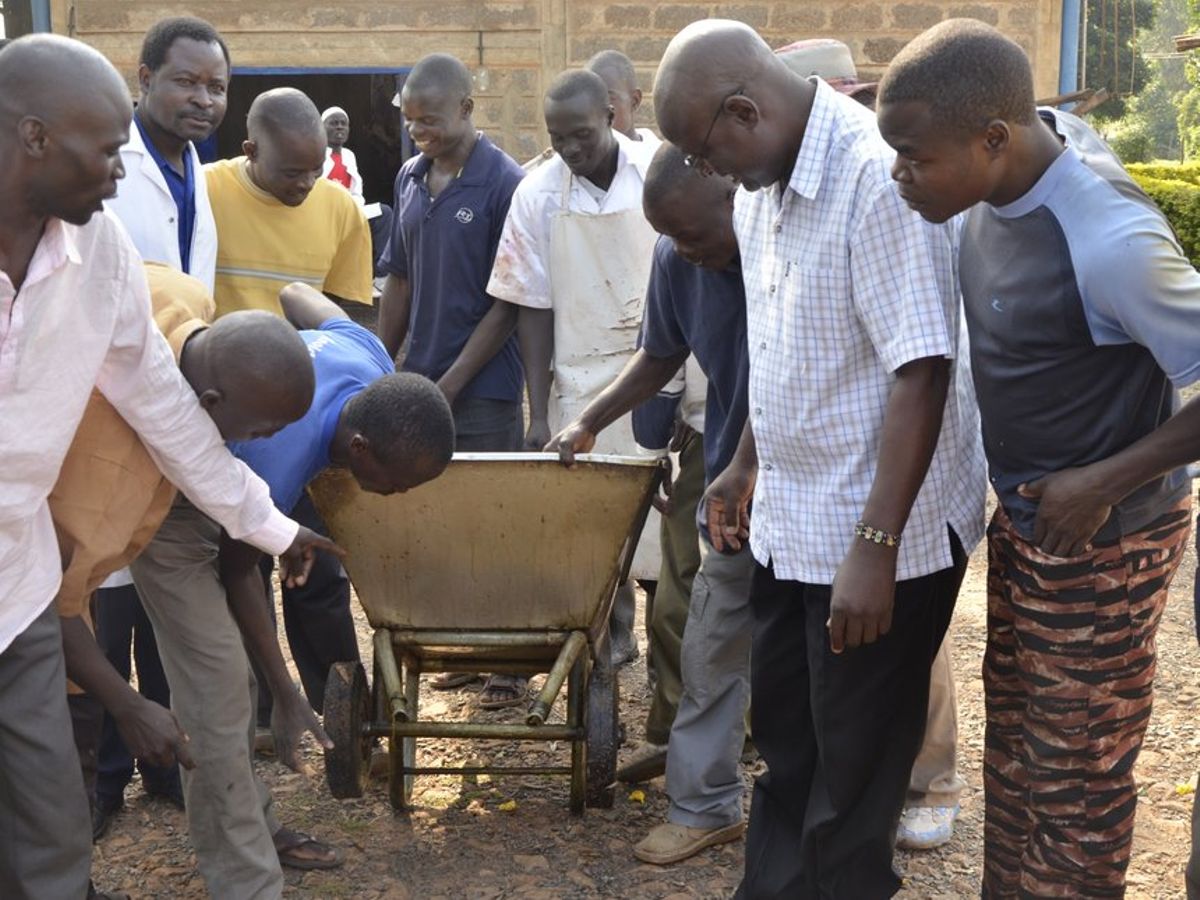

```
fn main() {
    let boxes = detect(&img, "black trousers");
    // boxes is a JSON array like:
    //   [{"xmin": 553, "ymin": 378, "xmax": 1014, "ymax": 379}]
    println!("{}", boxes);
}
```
[
  {"xmin": 253, "ymin": 493, "xmax": 359, "ymax": 726},
  {"xmin": 95, "ymin": 583, "xmax": 180, "ymax": 802},
  {"xmin": 739, "ymin": 529, "xmax": 966, "ymax": 900}
]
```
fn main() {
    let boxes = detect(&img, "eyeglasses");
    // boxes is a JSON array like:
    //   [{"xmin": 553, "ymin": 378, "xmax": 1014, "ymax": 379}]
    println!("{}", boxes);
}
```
[{"xmin": 683, "ymin": 87, "xmax": 744, "ymax": 170}]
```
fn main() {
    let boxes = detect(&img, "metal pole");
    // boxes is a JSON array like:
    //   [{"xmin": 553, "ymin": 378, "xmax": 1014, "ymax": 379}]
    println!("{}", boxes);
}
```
[
  {"xmin": 1060, "ymin": 0, "xmax": 1083, "ymax": 96},
  {"xmin": 373, "ymin": 628, "xmax": 408, "ymax": 722},
  {"xmin": 526, "ymin": 631, "xmax": 588, "ymax": 726}
]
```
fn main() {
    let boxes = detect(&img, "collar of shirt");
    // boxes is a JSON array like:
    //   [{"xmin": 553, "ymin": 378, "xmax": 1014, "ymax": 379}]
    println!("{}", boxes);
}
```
[
  {"xmin": 133, "ymin": 113, "xmax": 196, "ymax": 273},
  {"xmin": 0, "ymin": 218, "xmax": 79, "ymax": 354},
  {"xmin": 135, "ymin": 113, "xmax": 190, "ymax": 181},
  {"xmin": 991, "ymin": 144, "xmax": 1079, "ymax": 220},
  {"xmin": 784, "ymin": 77, "xmax": 836, "ymax": 203},
  {"xmin": 406, "ymin": 132, "xmax": 498, "ymax": 189}
]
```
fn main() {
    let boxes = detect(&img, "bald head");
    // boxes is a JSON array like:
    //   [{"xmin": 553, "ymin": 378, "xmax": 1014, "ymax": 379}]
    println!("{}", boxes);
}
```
[
  {"xmin": 187, "ymin": 310, "xmax": 315, "ymax": 440},
  {"xmin": 546, "ymin": 69, "xmax": 610, "ymax": 113},
  {"xmin": 0, "ymin": 35, "xmax": 132, "ymax": 226},
  {"xmin": 654, "ymin": 20, "xmax": 781, "ymax": 137},
  {"xmin": 247, "ymin": 87, "xmax": 323, "ymax": 143},
  {"xmin": 587, "ymin": 50, "xmax": 642, "ymax": 139},
  {"xmin": 653, "ymin": 19, "xmax": 812, "ymax": 192},
  {"xmin": 243, "ymin": 88, "xmax": 326, "ymax": 206},
  {"xmin": 405, "ymin": 53, "xmax": 473, "ymax": 101},
  {"xmin": 643, "ymin": 142, "xmax": 739, "ymax": 270}
]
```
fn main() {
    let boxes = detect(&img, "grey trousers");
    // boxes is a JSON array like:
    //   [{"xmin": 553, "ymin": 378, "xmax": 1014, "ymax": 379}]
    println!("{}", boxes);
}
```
[
  {"xmin": 130, "ymin": 496, "xmax": 283, "ymax": 900},
  {"xmin": 906, "ymin": 632, "xmax": 967, "ymax": 808},
  {"xmin": 665, "ymin": 540, "xmax": 756, "ymax": 829},
  {"xmin": 0, "ymin": 603, "xmax": 92, "ymax": 900}
]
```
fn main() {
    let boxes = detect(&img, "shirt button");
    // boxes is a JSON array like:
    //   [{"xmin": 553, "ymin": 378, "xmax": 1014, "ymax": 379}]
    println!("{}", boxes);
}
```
[
  {"xmin": 769, "ymin": 284, "xmax": 776, "ymax": 294},
  {"xmin": 754, "ymin": 407, "xmax": 762, "ymax": 415},
  {"xmin": 759, "ymin": 341, "xmax": 767, "ymax": 349},
  {"xmin": 168, "ymin": 217, "xmax": 175, "ymax": 223},
  {"xmin": 763, "ymin": 462, "xmax": 774, "ymax": 471},
  {"xmin": 774, "ymin": 224, "xmax": 782, "ymax": 233}
]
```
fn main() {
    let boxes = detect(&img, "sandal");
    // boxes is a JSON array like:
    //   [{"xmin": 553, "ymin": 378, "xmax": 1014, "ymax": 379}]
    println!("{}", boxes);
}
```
[
  {"xmin": 478, "ymin": 674, "xmax": 529, "ymax": 710},
  {"xmin": 274, "ymin": 827, "xmax": 344, "ymax": 871},
  {"xmin": 430, "ymin": 672, "xmax": 480, "ymax": 690}
]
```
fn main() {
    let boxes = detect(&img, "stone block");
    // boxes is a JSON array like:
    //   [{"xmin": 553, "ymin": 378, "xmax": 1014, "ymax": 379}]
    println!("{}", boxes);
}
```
[
  {"xmin": 949, "ymin": 4, "xmax": 1001, "ymax": 25},
  {"xmin": 891, "ymin": 4, "xmax": 943, "ymax": 29},
  {"xmin": 770, "ymin": 5, "xmax": 828, "ymax": 32},
  {"xmin": 831, "ymin": 2, "xmax": 884, "ymax": 31},
  {"xmin": 653, "ymin": 5, "xmax": 714, "ymax": 32},
  {"xmin": 605, "ymin": 5, "xmax": 653, "ymax": 30},
  {"xmin": 719, "ymin": 5, "xmax": 771, "ymax": 28},
  {"xmin": 862, "ymin": 36, "xmax": 907, "ymax": 63}
]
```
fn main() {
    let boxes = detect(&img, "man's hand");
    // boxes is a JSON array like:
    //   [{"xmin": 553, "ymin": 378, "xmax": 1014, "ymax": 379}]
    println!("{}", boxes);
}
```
[
  {"xmin": 651, "ymin": 454, "xmax": 675, "ymax": 516},
  {"xmin": 827, "ymin": 542, "xmax": 898, "ymax": 653},
  {"xmin": 271, "ymin": 688, "xmax": 334, "ymax": 774},
  {"xmin": 546, "ymin": 421, "xmax": 596, "ymax": 466},
  {"xmin": 279, "ymin": 525, "xmax": 346, "ymax": 588},
  {"xmin": 1019, "ymin": 465, "xmax": 1114, "ymax": 557},
  {"xmin": 524, "ymin": 418, "xmax": 552, "ymax": 452},
  {"xmin": 114, "ymin": 695, "xmax": 196, "ymax": 771},
  {"xmin": 435, "ymin": 377, "xmax": 460, "ymax": 411},
  {"xmin": 703, "ymin": 460, "xmax": 755, "ymax": 552}
]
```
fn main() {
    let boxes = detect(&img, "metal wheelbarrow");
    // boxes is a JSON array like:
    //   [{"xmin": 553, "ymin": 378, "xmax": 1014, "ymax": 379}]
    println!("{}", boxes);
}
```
[{"xmin": 308, "ymin": 452, "xmax": 663, "ymax": 814}]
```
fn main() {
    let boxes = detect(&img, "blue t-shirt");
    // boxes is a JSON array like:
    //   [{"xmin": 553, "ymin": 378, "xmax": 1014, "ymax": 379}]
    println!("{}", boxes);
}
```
[
  {"xmin": 640, "ymin": 235, "xmax": 750, "ymax": 485},
  {"xmin": 961, "ymin": 109, "xmax": 1200, "ymax": 540},
  {"xmin": 134, "ymin": 113, "xmax": 195, "ymax": 274},
  {"xmin": 230, "ymin": 318, "xmax": 394, "ymax": 514},
  {"xmin": 381, "ymin": 134, "xmax": 525, "ymax": 404}
]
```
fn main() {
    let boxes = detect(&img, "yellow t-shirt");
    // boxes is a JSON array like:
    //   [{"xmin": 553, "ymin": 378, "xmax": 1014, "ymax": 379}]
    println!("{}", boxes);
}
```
[{"xmin": 205, "ymin": 157, "xmax": 373, "ymax": 318}]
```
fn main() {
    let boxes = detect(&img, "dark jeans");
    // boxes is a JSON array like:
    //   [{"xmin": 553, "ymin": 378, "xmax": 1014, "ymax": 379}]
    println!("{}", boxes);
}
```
[
  {"xmin": 253, "ymin": 493, "xmax": 358, "ymax": 726},
  {"xmin": 739, "ymin": 529, "xmax": 966, "ymax": 900},
  {"xmin": 451, "ymin": 396, "xmax": 523, "ymax": 452},
  {"xmin": 95, "ymin": 583, "xmax": 180, "ymax": 804}
]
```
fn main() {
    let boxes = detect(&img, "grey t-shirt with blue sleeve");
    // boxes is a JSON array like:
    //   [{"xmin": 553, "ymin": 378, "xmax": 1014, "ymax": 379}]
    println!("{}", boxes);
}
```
[{"xmin": 960, "ymin": 109, "xmax": 1200, "ymax": 541}]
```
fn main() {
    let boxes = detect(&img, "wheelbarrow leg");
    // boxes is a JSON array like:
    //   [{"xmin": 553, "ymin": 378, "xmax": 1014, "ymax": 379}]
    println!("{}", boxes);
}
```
[
  {"xmin": 568, "ymin": 654, "xmax": 586, "ymax": 814},
  {"xmin": 585, "ymin": 630, "xmax": 619, "ymax": 808},
  {"xmin": 389, "ymin": 654, "xmax": 419, "ymax": 812}
]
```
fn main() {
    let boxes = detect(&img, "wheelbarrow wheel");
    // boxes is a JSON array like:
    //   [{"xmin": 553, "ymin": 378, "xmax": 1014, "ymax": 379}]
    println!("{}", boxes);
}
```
[
  {"xmin": 585, "ymin": 633, "xmax": 619, "ymax": 808},
  {"xmin": 324, "ymin": 661, "xmax": 372, "ymax": 799}
]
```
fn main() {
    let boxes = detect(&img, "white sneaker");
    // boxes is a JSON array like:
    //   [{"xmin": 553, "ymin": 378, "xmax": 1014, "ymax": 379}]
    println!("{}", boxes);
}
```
[{"xmin": 895, "ymin": 804, "xmax": 959, "ymax": 850}]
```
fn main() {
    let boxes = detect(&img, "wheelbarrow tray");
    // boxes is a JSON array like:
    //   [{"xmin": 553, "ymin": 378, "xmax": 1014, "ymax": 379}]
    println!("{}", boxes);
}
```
[{"xmin": 308, "ymin": 452, "xmax": 661, "ymax": 640}]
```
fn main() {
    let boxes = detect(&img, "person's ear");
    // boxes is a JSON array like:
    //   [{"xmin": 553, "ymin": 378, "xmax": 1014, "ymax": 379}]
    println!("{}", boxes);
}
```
[
  {"xmin": 606, "ymin": 105, "xmax": 615, "ymax": 126},
  {"xmin": 137, "ymin": 63, "xmax": 153, "ymax": 98},
  {"xmin": 983, "ymin": 120, "xmax": 1010, "ymax": 158},
  {"xmin": 727, "ymin": 94, "xmax": 761, "ymax": 132},
  {"xmin": 349, "ymin": 433, "xmax": 369, "ymax": 456},
  {"xmin": 242, "ymin": 139, "xmax": 257, "ymax": 160},
  {"xmin": 18, "ymin": 116, "xmax": 48, "ymax": 157},
  {"xmin": 197, "ymin": 388, "xmax": 222, "ymax": 412},
  {"xmin": 461, "ymin": 96, "xmax": 475, "ymax": 119},
  {"xmin": 630, "ymin": 88, "xmax": 643, "ymax": 114}
]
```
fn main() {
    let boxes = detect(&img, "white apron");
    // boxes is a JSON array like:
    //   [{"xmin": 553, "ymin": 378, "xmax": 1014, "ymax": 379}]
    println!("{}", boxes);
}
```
[{"xmin": 548, "ymin": 167, "xmax": 661, "ymax": 579}]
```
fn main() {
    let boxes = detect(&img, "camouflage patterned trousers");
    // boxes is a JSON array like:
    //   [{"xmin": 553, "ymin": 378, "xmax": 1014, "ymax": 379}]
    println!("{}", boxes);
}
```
[{"xmin": 982, "ymin": 499, "xmax": 1191, "ymax": 898}]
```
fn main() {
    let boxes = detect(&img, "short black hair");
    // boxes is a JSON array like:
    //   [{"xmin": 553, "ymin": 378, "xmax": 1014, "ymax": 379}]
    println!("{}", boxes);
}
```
[
  {"xmin": 545, "ymin": 69, "xmax": 610, "ymax": 112},
  {"xmin": 247, "ymin": 87, "xmax": 322, "ymax": 142},
  {"xmin": 586, "ymin": 50, "xmax": 638, "ymax": 96},
  {"xmin": 643, "ymin": 142, "xmax": 698, "ymax": 214},
  {"xmin": 878, "ymin": 18, "xmax": 1036, "ymax": 134},
  {"xmin": 344, "ymin": 373, "xmax": 455, "ymax": 466},
  {"xmin": 405, "ymin": 52, "xmax": 472, "ymax": 100},
  {"xmin": 139, "ymin": 16, "xmax": 230, "ymax": 73}
]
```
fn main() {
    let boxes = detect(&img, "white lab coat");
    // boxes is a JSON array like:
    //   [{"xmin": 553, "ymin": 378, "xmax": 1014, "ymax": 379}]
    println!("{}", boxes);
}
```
[{"xmin": 105, "ymin": 121, "xmax": 218, "ymax": 294}]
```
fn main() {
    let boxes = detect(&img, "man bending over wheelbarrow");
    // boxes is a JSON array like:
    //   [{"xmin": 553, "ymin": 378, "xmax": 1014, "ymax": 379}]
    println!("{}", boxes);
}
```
[{"xmin": 128, "ymin": 282, "xmax": 454, "ymax": 894}]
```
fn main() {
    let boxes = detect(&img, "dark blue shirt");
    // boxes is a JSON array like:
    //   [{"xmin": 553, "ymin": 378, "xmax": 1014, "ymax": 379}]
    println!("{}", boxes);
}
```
[
  {"xmin": 134, "ymin": 113, "xmax": 195, "ymax": 274},
  {"xmin": 640, "ymin": 236, "xmax": 750, "ymax": 485},
  {"xmin": 230, "ymin": 318, "xmax": 394, "ymax": 515},
  {"xmin": 381, "ymin": 134, "xmax": 525, "ymax": 403}
]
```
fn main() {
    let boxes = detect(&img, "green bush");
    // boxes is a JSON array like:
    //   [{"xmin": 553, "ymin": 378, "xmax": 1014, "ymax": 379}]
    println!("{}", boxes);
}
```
[
  {"xmin": 1127, "ymin": 172, "xmax": 1200, "ymax": 265},
  {"xmin": 1126, "ymin": 160, "xmax": 1200, "ymax": 185}
]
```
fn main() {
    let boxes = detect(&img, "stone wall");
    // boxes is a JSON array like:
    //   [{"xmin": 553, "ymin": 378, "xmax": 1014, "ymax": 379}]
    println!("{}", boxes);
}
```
[{"xmin": 59, "ymin": 0, "xmax": 1063, "ymax": 161}]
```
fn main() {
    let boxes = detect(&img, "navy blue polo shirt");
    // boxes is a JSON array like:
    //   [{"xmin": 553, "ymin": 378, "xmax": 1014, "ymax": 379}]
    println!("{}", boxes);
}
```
[
  {"xmin": 134, "ymin": 113, "xmax": 196, "ymax": 274},
  {"xmin": 640, "ymin": 235, "xmax": 750, "ymax": 485},
  {"xmin": 381, "ymin": 134, "xmax": 525, "ymax": 403},
  {"xmin": 229, "ymin": 318, "xmax": 394, "ymax": 515}
]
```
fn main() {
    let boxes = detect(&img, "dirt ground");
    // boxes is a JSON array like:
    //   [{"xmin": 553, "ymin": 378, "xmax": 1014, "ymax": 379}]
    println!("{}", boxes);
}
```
[{"xmin": 93, "ymin": 520, "xmax": 1200, "ymax": 899}]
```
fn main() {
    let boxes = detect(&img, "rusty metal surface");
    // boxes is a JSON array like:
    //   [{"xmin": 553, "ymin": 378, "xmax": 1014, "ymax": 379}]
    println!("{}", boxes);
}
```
[{"xmin": 309, "ymin": 453, "xmax": 661, "ymax": 633}]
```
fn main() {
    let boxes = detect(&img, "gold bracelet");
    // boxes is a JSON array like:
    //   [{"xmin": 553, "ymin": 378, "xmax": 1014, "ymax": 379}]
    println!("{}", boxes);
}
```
[{"xmin": 854, "ymin": 521, "xmax": 902, "ymax": 548}]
